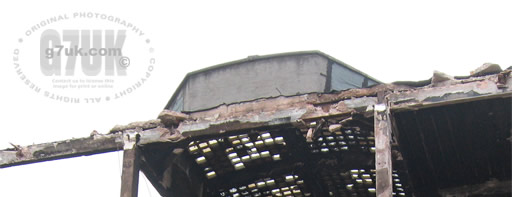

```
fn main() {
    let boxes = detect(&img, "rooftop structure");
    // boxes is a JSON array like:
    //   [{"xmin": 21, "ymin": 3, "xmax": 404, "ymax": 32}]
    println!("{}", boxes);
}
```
[
  {"xmin": 166, "ymin": 51, "xmax": 380, "ymax": 112},
  {"xmin": 0, "ymin": 53, "xmax": 510, "ymax": 197}
]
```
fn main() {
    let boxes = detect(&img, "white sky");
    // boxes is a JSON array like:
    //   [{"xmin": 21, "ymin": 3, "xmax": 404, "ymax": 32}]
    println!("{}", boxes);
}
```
[{"xmin": 0, "ymin": 1, "xmax": 511, "ymax": 196}]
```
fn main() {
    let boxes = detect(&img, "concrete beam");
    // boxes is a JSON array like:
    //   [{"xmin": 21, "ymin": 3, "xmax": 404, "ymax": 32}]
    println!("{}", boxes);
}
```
[
  {"xmin": 374, "ymin": 102, "xmax": 393, "ymax": 197},
  {"xmin": 1, "ymin": 72, "xmax": 509, "ymax": 170},
  {"xmin": 178, "ymin": 95, "xmax": 378, "ymax": 137},
  {"xmin": 389, "ymin": 72, "xmax": 512, "ymax": 112},
  {"xmin": 0, "ymin": 127, "xmax": 180, "ymax": 168},
  {"xmin": 0, "ymin": 133, "xmax": 123, "ymax": 168},
  {"xmin": 120, "ymin": 131, "xmax": 140, "ymax": 197}
]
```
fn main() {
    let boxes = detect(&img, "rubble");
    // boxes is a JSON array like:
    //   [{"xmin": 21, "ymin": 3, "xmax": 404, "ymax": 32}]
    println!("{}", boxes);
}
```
[
  {"xmin": 110, "ymin": 119, "xmax": 163, "ymax": 133},
  {"xmin": 470, "ymin": 63, "xmax": 502, "ymax": 77},
  {"xmin": 158, "ymin": 110, "xmax": 190, "ymax": 127}
]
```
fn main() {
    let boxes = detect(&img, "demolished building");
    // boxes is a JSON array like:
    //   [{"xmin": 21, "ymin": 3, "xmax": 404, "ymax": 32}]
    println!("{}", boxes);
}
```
[{"xmin": 1, "ymin": 51, "xmax": 511, "ymax": 197}]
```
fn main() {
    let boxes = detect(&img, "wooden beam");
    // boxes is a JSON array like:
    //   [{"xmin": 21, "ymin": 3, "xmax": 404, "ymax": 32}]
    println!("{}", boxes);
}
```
[{"xmin": 374, "ymin": 103, "xmax": 393, "ymax": 197}]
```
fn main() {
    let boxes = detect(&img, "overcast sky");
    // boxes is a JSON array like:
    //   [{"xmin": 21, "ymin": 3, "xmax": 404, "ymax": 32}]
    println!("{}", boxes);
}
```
[{"xmin": 1, "ymin": 1, "xmax": 511, "ymax": 196}]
